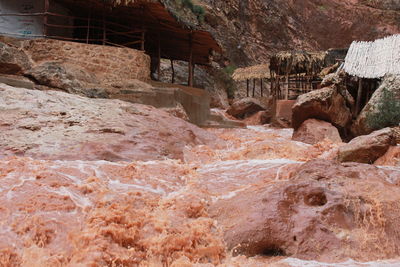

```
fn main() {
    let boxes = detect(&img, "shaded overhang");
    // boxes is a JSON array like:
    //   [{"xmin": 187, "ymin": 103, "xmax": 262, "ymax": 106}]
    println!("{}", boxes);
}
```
[{"xmin": 54, "ymin": 0, "xmax": 221, "ymax": 65}]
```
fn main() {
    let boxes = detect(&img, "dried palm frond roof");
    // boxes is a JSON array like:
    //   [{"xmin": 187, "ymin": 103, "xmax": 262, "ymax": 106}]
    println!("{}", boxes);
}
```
[
  {"xmin": 270, "ymin": 51, "xmax": 327, "ymax": 75},
  {"xmin": 343, "ymin": 34, "xmax": 400, "ymax": 79},
  {"xmin": 232, "ymin": 64, "xmax": 270, "ymax": 81}
]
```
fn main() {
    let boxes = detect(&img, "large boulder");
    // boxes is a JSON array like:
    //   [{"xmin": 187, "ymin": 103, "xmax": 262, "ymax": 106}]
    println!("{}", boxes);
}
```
[
  {"xmin": 292, "ymin": 87, "xmax": 352, "ymax": 132},
  {"xmin": 227, "ymin": 97, "xmax": 268, "ymax": 119},
  {"xmin": 292, "ymin": 119, "xmax": 342, "ymax": 145},
  {"xmin": 207, "ymin": 159, "xmax": 400, "ymax": 262},
  {"xmin": 352, "ymin": 75, "xmax": 400, "ymax": 136},
  {"xmin": 0, "ymin": 83, "xmax": 220, "ymax": 161},
  {"xmin": 0, "ymin": 41, "xmax": 32, "ymax": 74},
  {"xmin": 338, "ymin": 127, "xmax": 396, "ymax": 163}
]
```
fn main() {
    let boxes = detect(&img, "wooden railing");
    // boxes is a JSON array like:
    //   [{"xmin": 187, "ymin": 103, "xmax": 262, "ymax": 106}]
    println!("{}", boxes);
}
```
[{"xmin": 0, "ymin": 11, "xmax": 145, "ymax": 50}]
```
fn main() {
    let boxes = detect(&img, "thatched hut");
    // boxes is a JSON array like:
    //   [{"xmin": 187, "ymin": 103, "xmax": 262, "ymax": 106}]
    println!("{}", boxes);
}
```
[
  {"xmin": 343, "ymin": 34, "xmax": 400, "ymax": 114},
  {"xmin": 0, "ymin": 0, "xmax": 221, "ymax": 86},
  {"xmin": 269, "ymin": 51, "xmax": 327, "ymax": 100},
  {"xmin": 232, "ymin": 64, "xmax": 270, "ymax": 97}
]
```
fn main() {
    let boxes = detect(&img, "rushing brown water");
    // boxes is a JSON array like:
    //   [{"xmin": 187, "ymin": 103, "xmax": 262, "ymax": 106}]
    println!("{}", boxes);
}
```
[{"xmin": 1, "ymin": 126, "xmax": 400, "ymax": 266}]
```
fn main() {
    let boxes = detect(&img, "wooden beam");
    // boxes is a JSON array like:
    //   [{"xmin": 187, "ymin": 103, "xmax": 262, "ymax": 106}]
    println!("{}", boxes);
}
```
[
  {"xmin": 246, "ymin": 79, "xmax": 249, "ymax": 97},
  {"xmin": 285, "ymin": 74, "xmax": 289, "ymax": 100},
  {"xmin": 157, "ymin": 32, "xmax": 161, "ymax": 80},
  {"xmin": 252, "ymin": 79, "xmax": 256, "ymax": 97},
  {"xmin": 102, "ymin": 2, "xmax": 106, "ymax": 45},
  {"xmin": 188, "ymin": 32, "xmax": 194, "ymax": 87},
  {"xmin": 356, "ymin": 78, "xmax": 363, "ymax": 115},
  {"xmin": 43, "ymin": 0, "xmax": 49, "ymax": 36},
  {"xmin": 171, "ymin": 59, "xmax": 175, "ymax": 83},
  {"xmin": 86, "ymin": 6, "xmax": 91, "ymax": 44}
]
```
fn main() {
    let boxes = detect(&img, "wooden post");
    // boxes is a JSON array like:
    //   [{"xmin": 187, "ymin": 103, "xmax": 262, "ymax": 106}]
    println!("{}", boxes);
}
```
[
  {"xmin": 260, "ymin": 78, "xmax": 263, "ymax": 97},
  {"xmin": 285, "ymin": 74, "xmax": 289, "ymax": 100},
  {"xmin": 102, "ymin": 3, "xmax": 106, "ymax": 45},
  {"xmin": 188, "ymin": 32, "xmax": 194, "ymax": 87},
  {"xmin": 86, "ymin": 7, "xmax": 91, "ymax": 44},
  {"xmin": 356, "ymin": 78, "xmax": 363, "ymax": 115},
  {"xmin": 246, "ymin": 79, "xmax": 249, "ymax": 97},
  {"xmin": 141, "ymin": 29, "xmax": 145, "ymax": 50},
  {"xmin": 140, "ymin": 6, "xmax": 145, "ymax": 51},
  {"xmin": 157, "ymin": 32, "xmax": 161, "ymax": 80},
  {"xmin": 252, "ymin": 79, "xmax": 255, "ymax": 97},
  {"xmin": 171, "ymin": 59, "xmax": 175, "ymax": 83},
  {"xmin": 43, "ymin": 0, "xmax": 49, "ymax": 37}
]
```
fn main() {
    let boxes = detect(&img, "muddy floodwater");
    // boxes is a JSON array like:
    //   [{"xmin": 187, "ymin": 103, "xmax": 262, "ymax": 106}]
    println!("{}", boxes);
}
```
[{"xmin": 1, "ymin": 126, "xmax": 400, "ymax": 266}]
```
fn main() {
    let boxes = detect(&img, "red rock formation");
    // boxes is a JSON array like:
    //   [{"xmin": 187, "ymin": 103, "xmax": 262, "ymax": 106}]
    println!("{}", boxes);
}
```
[
  {"xmin": 292, "ymin": 119, "xmax": 342, "ymax": 145},
  {"xmin": 338, "ymin": 128, "xmax": 396, "ymax": 163},
  {"xmin": 207, "ymin": 159, "xmax": 400, "ymax": 262},
  {"xmin": 0, "ymin": 84, "xmax": 219, "ymax": 161}
]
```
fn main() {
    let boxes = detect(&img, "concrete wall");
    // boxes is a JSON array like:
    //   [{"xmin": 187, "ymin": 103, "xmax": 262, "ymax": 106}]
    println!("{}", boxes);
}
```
[
  {"xmin": 22, "ymin": 38, "xmax": 151, "ymax": 83},
  {"xmin": 0, "ymin": 0, "xmax": 44, "ymax": 37}
]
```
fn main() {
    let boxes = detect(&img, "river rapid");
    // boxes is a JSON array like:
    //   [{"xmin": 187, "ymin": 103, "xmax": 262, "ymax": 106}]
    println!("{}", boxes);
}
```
[{"xmin": 1, "ymin": 126, "xmax": 400, "ymax": 266}]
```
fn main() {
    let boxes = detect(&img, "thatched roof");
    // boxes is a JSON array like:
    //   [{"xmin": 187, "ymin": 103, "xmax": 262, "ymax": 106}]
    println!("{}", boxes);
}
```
[
  {"xmin": 232, "ymin": 64, "xmax": 270, "ymax": 81},
  {"xmin": 270, "ymin": 51, "xmax": 327, "ymax": 75},
  {"xmin": 343, "ymin": 34, "xmax": 400, "ymax": 79},
  {"xmin": 57, "ymin": 0, "xmax": 220, "ymax": 65}
]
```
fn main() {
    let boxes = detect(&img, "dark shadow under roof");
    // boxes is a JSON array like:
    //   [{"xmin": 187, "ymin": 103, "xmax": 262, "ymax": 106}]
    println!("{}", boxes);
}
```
[{"xmin": 55, "ymin": 0, "xmax": 221, "ymax": 65}]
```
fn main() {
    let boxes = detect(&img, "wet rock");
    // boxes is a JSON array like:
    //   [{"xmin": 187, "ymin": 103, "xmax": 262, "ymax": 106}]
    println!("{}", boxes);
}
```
[
  {"xmin": 0, "ymin": 83, "xmax": 220, "ymax": 161},
  {"xmin": 208, "ymin": 159, "xmax": 400, "ymax": 262},
  {"xmin": 243, "ymin": 110, "xmax": 272, "ymax": 125},
  {"xmin": 227, "ymin": 97, "xmax": 268, "ymax": 119},
  {"xmin": 374, "ymin": 146, "xmax": 400, "ymax": 167},
  {"xmin": 338, "ymin": 128, "xmax": 396, "ymax": 163},
  {"xmin": 292, "ymin": 119, "xmax": 342, "ymax": 145},
  {"xmin": 0, "ymin": 42, "xmax": 32, "ymax": 74},
  {"xmin": 352, "ymin": 75, "xmax": 400, "ymax": 136},
  {"xmin": 160, "ymin": 102, "xmax": 190, "ymax": 121},
  {"xmin": 292, "ymin": 87, "xmax": 352, "ymax": 132}
]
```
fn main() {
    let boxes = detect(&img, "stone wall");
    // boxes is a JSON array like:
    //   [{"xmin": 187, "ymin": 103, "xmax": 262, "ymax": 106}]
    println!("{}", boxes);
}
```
[{"xmin": 21, "ymin": 38, "xmax": 150, "ymax": 83}]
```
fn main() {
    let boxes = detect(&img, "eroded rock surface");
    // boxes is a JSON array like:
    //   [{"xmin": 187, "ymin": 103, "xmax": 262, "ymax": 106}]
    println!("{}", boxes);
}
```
[
  {"xmin": 0, "ymin": 84, "xmax": 219, "ymax": 161},
  {"xmin": 207, "ymin": 159, "xmax": 400, "ymax": 262}
]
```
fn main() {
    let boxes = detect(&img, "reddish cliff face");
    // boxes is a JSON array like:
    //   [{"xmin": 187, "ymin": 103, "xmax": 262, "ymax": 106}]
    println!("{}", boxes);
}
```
[{"xmin": 197, "ymin": 0, "xmax": 400, "ymax": 65}]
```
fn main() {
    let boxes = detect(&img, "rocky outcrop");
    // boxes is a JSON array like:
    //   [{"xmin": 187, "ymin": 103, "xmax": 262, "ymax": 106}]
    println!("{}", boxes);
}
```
[
  {"xmin": 292, "ymin": 119, "xmax": 342, "ymax": 145},
  {"xmin": 227, "ymin": 97, "xmax": 268, "ymax": 119},
  {"xmin": 292, "ymin": 87, "xmax": 352, "ymax": 133},
  {"xmin": 352, "ymin": 75, "xmax": 400, "ymax": 136},
  {"xmin": 0, "ymin": 41, "xmax": 32, "ymax": 74},
  {"xmin": 338, "ymin": 128, "xmax": 396, "ymax": 163},
  {"xmin": 0, "ymin": 83, "xmax": 220, "ymax": 161},
  {"xmin": 208, "ymin": 159, "xmax": 400, "ymax": 262}
]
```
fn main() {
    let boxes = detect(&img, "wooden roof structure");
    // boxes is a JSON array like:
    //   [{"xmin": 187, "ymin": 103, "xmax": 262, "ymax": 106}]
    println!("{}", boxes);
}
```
[
  {"xmin": 232, "ymin": 64, "xmax": 270, "ymax": 81},
  {"xmin": 343, "ymin": 34, "xmax": 400, "ymax": 79},
  {"xmin": 54, "ymin": 0, "xmax": 221, "ymax": 65},
  {"xmin": 270, "ymin": 51, "xmax": 327, "ymax": 75}
]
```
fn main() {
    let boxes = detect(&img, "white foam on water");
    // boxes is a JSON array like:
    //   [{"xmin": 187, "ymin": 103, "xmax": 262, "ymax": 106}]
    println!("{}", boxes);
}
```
[{"xmin": 107, "ymin": 179, "xmax": 165, "ymax": 195}]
